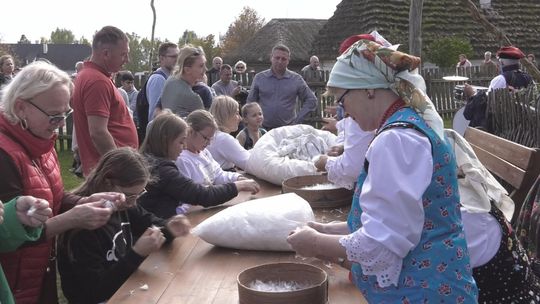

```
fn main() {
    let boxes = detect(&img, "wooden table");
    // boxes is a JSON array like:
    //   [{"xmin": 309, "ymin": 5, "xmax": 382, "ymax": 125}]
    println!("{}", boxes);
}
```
[{"xmin": 109, "ymin": 179, "xmax": 366, "ymax": 304}]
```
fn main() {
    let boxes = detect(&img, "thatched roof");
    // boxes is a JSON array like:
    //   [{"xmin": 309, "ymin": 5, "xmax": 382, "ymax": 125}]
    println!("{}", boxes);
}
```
[
  {"xmin": 225, "ymin": 18, "xmax": 327, "ymax": 71},
  {"xmin": 313, "ymin": 0, "xmax": 540, "ymax": 60}
]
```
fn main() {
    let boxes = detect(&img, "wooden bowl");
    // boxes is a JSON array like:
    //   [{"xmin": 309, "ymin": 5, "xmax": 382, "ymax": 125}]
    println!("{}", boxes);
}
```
[
  {"xmin": 282, "ymin": 175, "xmax": 353, "ymax": 208},
  {"xmin": 237, "ymin": 262, "xmax": 328, "ymax": 304}
]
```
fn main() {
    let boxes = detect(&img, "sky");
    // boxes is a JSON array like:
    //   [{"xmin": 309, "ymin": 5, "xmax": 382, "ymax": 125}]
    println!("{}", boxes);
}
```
[{"xmin": 1, "ymin": 0, "xmax": 342, "ymax": 44}]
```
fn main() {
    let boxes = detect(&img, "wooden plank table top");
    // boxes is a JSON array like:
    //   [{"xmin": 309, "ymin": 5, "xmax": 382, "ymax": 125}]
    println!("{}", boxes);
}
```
[{"xmin": 108, "ymin": 178, "xmax": 366, "ymax": 304}]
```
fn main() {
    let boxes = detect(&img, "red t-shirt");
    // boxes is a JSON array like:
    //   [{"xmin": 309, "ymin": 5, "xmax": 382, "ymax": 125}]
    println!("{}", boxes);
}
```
[{"xmin": 72, "ymin": 61, "xmax": 138, "ymax": 175}]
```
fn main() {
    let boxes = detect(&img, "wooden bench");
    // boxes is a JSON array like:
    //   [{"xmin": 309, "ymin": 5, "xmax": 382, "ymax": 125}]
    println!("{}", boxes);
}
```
[{"xmin": 464, "ymin": 126, "xmax": 540, "ymax": 224}]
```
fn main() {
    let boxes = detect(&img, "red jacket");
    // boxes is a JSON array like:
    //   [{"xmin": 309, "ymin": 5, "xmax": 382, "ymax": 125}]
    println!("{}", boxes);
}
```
[{"xmin": 0, "ymin": 115, "xmax": 64, "ymax": 304}]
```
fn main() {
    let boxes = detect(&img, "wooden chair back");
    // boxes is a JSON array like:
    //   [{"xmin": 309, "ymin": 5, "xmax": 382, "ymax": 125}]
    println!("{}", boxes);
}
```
[{"xmin": 464, "ymin": 127, "xmax": 540, "ymax": 224}]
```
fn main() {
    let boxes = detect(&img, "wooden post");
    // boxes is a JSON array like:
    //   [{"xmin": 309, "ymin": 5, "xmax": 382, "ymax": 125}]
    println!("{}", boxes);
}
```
[
  {"xmin": 409, "ymin": 0, "xmax": 424, "ymax": 58},
  {"xmin": 149, "ymin": 0, "xmax": 157, "ymax": 71}
]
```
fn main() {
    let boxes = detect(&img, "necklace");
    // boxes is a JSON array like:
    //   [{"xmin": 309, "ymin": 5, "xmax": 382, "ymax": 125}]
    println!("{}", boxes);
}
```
[{"xmin": 377, "ymin": 98, "xmax": 406, "ymax": 130}]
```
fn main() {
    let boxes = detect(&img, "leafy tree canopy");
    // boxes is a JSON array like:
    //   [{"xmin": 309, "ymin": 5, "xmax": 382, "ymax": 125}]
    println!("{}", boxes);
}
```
[
  {"xmin": 426, "ymin": 36, "xmax": 473, "ymax": 68},
  {"xmin": 18, "ymin": 35, "xmax": 31, "ymax": 44},
  {"xmin": 220, "ymin": 6, "xmax": 265, "ymax": 56},
  {"xmin": 4, "ymin": 6, "xmax": 262, "ymax": 73},
  {"xmin": 50, "ymin": 28, "xmax": 75, "ymax": 44}
]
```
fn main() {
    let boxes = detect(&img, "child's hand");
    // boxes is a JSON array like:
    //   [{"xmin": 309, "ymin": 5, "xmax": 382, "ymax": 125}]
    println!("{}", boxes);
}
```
[
  {"xmin": 16, "ymin": 196, "xmax": 52, "ymax": 227},
  {"xmin": 234, "ymin": 179, "xmax": 260, "ymax": 194},
  {"xmin": 133, "ymin": 226, "xmax": 166, "ymax": 257},
  {"xmin": 68, "ymin": 201, "xmax": 113, "ymax": 230},
  {"xmin": 166, "ymin": 215, "xmax": 191, "ymax": 237},
  {"xmin": 81, "ymin": 192, "xmax": 126, "ymax": 207},
  {"xmin": 314, "ymin": 155, "xmax": 327, "ymax": 172}
]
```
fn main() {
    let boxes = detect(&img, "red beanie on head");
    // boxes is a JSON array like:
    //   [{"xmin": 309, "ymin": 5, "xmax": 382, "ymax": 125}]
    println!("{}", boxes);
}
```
[
  {"xmin": 338, "ymin": 34, "xmax": 376, "ymax": 55},
  {"xmin": 497, "ymin": 46, "xmax": 525, "ymax": 59}
]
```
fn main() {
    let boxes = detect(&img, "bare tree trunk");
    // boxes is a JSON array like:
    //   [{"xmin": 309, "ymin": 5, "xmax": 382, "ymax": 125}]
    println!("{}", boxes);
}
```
[
  {"xmin": 149, "ymin": 0, "xmax": 157, "ymax": 71},
  {"xmin": 462, "ymin": 0, "xmax": 540, "ymax": 83},
  {"xmin": 409, "ymin": 0, "xmax": 423, "ymax": 59}
]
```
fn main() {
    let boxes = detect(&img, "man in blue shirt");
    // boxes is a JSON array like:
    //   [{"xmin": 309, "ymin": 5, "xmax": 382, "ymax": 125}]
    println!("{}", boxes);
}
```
[
  {"xmin": 247, "ymin": 44, "xmax": 317, "ymax": 129},
  {"xmin": 147, "ymin": 42, "xmax": 179, "ymax": 121}
]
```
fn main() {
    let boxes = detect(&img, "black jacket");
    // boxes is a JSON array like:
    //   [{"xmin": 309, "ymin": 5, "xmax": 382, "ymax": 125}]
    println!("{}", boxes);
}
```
[
  {"xmin": 57, "ymin": 205, "xmax": 171, "ymax": 304},
  {"xmin": 138, "ymin": 155, "xmax": 238, "ymax": 219},
  {"xmin": 463, "ymin": 92, "xmax": 488, "ymax": 130}
]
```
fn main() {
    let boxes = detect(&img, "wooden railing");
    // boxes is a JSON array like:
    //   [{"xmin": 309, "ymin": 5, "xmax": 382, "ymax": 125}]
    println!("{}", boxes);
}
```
[
  {"xmin": 56, "ymin": 66, "xmax": 539, "ymax": 151},
  {"xmin": 488, "ymin": 87, "xmax": 539, "ymax": 148},
  {"xmin": 55, "ymin": 115, "xmax": 73, "ymax": 152}
]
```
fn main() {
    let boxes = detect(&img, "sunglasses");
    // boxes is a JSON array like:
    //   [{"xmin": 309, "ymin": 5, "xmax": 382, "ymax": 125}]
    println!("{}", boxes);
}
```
[{"xmin": 25, "ymin": 99, "xmax": 73, "ymax": 125}]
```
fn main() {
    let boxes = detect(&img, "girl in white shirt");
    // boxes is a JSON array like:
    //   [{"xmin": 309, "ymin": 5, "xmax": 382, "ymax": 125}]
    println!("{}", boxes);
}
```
[
  {"xmin": 176, "ymin": 109, "xmax": 257, "ymax": 187},
  {"xmin": 207, "ymin": 96, "xmax": 251, "ymax": 170}
]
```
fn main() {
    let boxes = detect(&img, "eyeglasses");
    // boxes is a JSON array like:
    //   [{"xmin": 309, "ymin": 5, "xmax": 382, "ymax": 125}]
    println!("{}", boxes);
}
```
[
  {"xmin": 237, "ymin": 66, "xmax": 245, "ymax": 70},
  {"xmin": 197, "ymin": 130, "xmax": 214, "ymax": 143},
  {"xmin": 124, "ymin": 188, "xmax": 147, "ymax": 201},
  {"xmin": 336, "ymin": 89, "xmax": 350, "ymax": 110},
  {"xmin": 25, "ymin": 99, "xmax": 73, "ymax": 125}
]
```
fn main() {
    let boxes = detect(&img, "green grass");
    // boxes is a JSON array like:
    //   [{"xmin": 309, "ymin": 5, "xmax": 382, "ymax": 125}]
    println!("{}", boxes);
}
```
[
  {"xmin": 56, "ymin": 149, "xmax": 83, "ymax": 191},
  {"xmin": 444, "ymin": 116, "xmax": 453, "ymax": 129}
]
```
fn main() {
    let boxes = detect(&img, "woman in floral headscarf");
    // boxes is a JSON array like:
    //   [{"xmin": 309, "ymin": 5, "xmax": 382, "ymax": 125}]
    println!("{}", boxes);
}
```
[{"xmin": 287, "ymin": 31, "xmax": 478, "ymax": 303}]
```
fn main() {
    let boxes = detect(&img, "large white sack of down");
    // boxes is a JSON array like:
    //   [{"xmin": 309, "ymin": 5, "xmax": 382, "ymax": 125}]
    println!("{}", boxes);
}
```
[
  {"xmin": 191, "ymin": 193, "xmax": 314, "ymax": 251},
  {"xmin": 245, "ymin": 125, "xmax": 337, "ymax": 185}
]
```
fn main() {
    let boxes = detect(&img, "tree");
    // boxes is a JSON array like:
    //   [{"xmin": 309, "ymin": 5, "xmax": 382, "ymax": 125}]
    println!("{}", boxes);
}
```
[
  {"xmin": 124, "ymin": 32, "xmax": 145, "ymax": 73},
  {"xmin": 220, "ymin": 6, "xmax": 265, "ymax": 55},
  {"xmin": 0, "ymin": 44, "xmax": 14, "ymax": 57},
  {"xmin": 50, "ymin": 28, "xmax": 75, "ymax": 44},
  {"xmin": 123, "ymin": 33, "xmax": 165, "ymax": 73},
  {"xmin": 140, "ymin": 37, "xmax": 164, "ymax": 72},
  {"xmin": 77, "ymin": 36, "xmax": 90, "ymax": 45},
  {"xmin": 425, "ymin": 36, "xmax": 473, "ymax": 68},
  {"xmin": 177, "ymin": 30, "xmax": 221, "ymax": 64},
  {"xmin": 178, "ymin": 30, "xmax": 198, "ymax": 46},
  {"xmin": 18, "ymin": 35, "xmax": 31, "ymax": 44},
  {"xmin": 197, "ymin": 34, "xmax": 221, "ymax": 62}
]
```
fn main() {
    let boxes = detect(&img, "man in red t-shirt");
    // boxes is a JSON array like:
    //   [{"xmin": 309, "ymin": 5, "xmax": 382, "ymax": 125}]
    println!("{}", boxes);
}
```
[{"xmin": 72, "ymin": 26, "xmax": 138, "ymax": 176}]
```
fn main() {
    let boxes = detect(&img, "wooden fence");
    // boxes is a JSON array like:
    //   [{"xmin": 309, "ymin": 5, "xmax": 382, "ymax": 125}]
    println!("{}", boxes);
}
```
[
  {"xmin": 488, "ymin": 87, "xmax": 539, "ymax": 148},
  {"xmin": 55, "ymin": 115, "xmax": 73, "ymax": 152},
  {"xmin": 55, "ymin": 66, "xmax": 539, "ymax": 151}
]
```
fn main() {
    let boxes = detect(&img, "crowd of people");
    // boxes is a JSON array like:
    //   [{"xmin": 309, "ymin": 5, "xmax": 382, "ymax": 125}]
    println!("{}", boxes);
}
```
[{"xmin": 0, "ymin": 23, "xmax": 539, "ymax": 304}]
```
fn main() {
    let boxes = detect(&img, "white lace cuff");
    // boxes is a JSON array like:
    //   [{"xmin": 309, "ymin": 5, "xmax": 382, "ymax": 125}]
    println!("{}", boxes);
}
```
[{"xmin": 339, "ymin": 232, "xmax": 403, "ymax": 287}]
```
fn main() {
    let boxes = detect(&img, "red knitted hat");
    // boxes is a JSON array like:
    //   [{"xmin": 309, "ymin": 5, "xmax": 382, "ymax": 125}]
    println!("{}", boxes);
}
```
[{"xmin": 497, "ymin": 46, "xmax": 525, "ymax": 59}]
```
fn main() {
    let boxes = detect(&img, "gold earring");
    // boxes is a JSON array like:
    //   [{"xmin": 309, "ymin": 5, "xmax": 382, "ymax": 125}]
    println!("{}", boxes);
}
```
[{"xmin": 366, "ymin": 90, "xmax": 374, "ymax": 99}]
